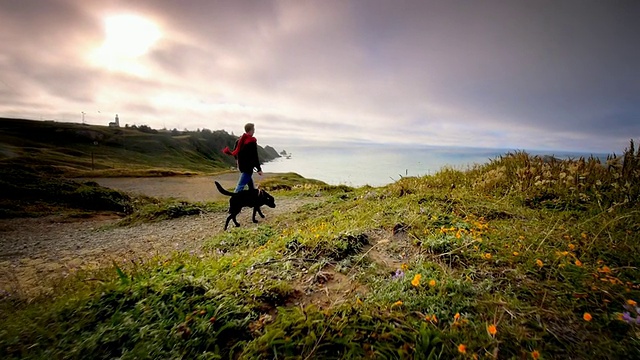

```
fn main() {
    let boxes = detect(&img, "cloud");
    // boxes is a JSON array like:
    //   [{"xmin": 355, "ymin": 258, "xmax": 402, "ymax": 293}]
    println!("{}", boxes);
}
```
[{"xmin": 0, "ymin": 0, "xmax": 638, "ymax": 154}]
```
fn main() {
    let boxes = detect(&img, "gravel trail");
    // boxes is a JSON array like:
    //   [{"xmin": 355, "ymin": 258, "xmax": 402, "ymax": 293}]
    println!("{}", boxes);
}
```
[{"xmin": 0, "ymin": 175, "xmax": 319, "ymax": 295}]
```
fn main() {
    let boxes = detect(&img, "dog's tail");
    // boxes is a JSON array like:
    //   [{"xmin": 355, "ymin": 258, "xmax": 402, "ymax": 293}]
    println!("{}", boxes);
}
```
[{"xmin": 215, "ymin": 181, "xmax": 235, "ymax": 196}]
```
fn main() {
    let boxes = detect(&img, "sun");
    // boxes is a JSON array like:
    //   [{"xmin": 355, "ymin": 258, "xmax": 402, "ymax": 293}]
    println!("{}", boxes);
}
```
[{"xmin": 91, "ymin": 14, "xmax": 161, "ymax": 75}]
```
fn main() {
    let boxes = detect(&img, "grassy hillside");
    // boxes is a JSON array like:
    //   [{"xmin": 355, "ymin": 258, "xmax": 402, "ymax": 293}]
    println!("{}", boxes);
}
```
[
  {"xmin": 1, "ymin": 142, "xmax": 638, "ymax": 359},
  {"xmin": 0, "ymin": 118, "xmax": 279, "ymax": 176}
]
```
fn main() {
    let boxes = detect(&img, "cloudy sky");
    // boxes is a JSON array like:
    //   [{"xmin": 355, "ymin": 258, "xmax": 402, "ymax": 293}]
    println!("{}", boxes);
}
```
[{"xmin": 1, "ymin": 0, "xmax": 638, "ymax": 153}]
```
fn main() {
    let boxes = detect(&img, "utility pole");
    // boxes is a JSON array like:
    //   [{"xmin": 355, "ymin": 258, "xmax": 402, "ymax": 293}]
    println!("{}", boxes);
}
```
[{"xmin": 81, "ymin": 111, "xmax": 86, "ymax": 125}]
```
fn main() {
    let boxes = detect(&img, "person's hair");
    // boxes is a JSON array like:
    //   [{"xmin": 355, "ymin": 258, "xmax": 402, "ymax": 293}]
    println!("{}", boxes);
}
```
[{"xmin": 244, "ymin": 123, "xmax": 255, "ymax": 133}]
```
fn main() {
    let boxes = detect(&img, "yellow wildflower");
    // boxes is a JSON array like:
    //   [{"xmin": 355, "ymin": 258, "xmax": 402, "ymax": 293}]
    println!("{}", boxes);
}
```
[
  {"xmin": 356, "ymin": 298, "xmax": 363, "ymax": 306},
  {"xmin": 575, "ymin": 259, "xmax": 583, "ymax": 267},
  {"xmin": 454, "ymin": 312, "xmax": 461, "ymax": 322},
  {"xmin": 458, "ymin": 344, "xmax": 467, "ymax": 354},
  {"xmin": 484, "ymin": 253, "xmax": 492, "ymax": 260},
  {"xmin": 391, "ymin": 300, "xmax": 403, "ymax": 308},
  {"xmin": 513, "ymin": 251, "xmax": 519, "ymax": 256},
  {"xmin": 627, "ymin": 299, "xmax": 637, "ymax": 307},
  {"xmin": 583, "ymin": 312, "xmax": 592, "ymax": 321},
  {"xmin": 401, "ymin": 263, "xmax": 409, "ymax": 271},
  {"xmin": 581, "ymin": 232, "xmax": 588, "ymax": 239},
  {"xmin": 411, "ymin": 274, "xmax": 422, "ymax": 287},
  {"xmin": 531, "ymin": 350, "xmax": 540, "ymax": 359},
  {"xmin": 568, "ymin": 243, "xmax": 576, "ymax": 251},
  {"xmin": 429, "ymin": 279, "xmax": 436, "ymax": 287},
  {"xmin": 536, "ymin": 259, "xmax": 544, "ymax": 268}
]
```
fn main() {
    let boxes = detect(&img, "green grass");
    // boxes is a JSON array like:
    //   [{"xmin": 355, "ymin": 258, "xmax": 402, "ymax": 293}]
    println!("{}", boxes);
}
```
[
  {"xmin": 1, "ymin": 142, "xmax": 639, "ymax": 359},
  {"xmin": 0, "ymin": 165, "xmax": 135, "ymax": 218}
]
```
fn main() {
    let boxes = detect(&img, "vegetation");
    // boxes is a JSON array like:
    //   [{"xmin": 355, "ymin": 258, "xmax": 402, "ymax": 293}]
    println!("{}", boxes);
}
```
[
  {"xmin": 0, "ymin": 117, "xmax": 279, "ymax": 177},
  {"xmin": 0, "ymin": 165, "xmax": 134, "ymax": 218},
  {"xmin": 1, "ymin": 141, "xmax": 639, "ymax": 359}
]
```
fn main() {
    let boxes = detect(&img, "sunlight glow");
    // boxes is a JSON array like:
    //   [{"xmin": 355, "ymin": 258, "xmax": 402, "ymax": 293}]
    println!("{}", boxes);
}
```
[{"xmin": 91, "ymin": 14, "xmax": 161, "ymax": 75}]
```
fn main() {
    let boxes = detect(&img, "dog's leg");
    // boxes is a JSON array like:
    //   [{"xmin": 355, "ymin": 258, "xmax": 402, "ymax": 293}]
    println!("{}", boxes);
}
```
[
  {"xmin": 225, "ymin": 215, "xmax": 233, "ymax": 230},
  {"xmin": 231, "ymin": 211, "xmax": 241, "ymax": 227},
  {"xmin": 256, "ymin": 207, "xmax": 265, "ymax": 218},
  {"xmin": 252, "ymin": 207, "xmax": 259, "ymax": 223}
]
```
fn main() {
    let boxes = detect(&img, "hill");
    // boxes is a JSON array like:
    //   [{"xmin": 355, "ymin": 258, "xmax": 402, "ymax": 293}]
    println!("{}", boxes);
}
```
[{"xmin": 0, "ymin": 118, "xmax": 280, "ymax": 176}]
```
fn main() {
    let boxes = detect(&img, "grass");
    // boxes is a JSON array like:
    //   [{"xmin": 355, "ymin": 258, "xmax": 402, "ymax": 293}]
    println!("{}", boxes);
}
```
[
  {"xmin": 1, "ymin": 142, "xmax": 639, "ymax": 359},
  {"xmin": 0, "ymin": 165, "xmax": 135, "ymax": 218}
]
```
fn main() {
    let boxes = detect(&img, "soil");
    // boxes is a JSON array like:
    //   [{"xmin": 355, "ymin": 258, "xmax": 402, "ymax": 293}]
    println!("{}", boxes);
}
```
[{"xmin": 0, "ymin": 174, "xmax": 320, "ymax": 296}]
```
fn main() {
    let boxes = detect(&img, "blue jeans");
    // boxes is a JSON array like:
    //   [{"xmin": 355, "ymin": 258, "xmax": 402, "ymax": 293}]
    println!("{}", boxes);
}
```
[{"xmin": 234, "ymin": 172, "xmax": 255, "ymax": 192}]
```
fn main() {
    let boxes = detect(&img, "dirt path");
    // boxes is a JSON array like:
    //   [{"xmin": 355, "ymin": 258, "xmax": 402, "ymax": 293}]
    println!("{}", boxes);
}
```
[{"xmin": 0, "ymin": 175, "xmax": 320, "ymax": 296}]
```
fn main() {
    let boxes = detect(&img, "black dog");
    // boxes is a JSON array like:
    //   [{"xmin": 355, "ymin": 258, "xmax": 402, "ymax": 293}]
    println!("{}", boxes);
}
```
[{"xmin": 215, "ymin": 181, "xmax": 276, "ymax": 230}]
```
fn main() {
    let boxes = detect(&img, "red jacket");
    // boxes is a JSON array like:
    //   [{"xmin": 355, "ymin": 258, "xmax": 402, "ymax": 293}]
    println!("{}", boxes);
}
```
[{"xmin": 223, "ymin": 133, "xmax": 262, "ymax": 173}]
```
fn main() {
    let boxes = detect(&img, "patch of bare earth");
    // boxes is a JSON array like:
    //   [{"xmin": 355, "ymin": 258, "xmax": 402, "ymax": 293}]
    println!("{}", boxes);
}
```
[{"xmin": 286, "ymin": 229, "xmax": 420, "ymax": 310}]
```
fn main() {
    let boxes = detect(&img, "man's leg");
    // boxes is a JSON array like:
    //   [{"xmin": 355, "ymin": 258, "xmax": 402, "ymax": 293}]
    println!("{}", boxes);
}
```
[
  {"xmin": 235, "ymin": 172, "xmax": 252, "ymax": 192},
  {"xmin": 247, "ymin": 175, "xmax": 255, "ymax": 190}
]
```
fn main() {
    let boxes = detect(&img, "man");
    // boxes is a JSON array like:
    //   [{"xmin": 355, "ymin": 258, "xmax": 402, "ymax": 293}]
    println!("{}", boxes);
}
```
[{"xmin": 223, "ymin": 123, "xmax": 263, "ymax": 192}]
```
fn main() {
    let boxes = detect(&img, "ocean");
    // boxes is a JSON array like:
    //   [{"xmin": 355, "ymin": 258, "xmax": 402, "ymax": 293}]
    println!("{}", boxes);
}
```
[{"xmin": 262, "ymin": 144, "xmax": 608, "ymax": 187}]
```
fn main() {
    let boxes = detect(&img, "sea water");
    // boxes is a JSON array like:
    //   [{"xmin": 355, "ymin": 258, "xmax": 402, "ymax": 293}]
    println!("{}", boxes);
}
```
[{"xmin": 263, "ymin": 144, "xmax": 608, "ymax": 187}]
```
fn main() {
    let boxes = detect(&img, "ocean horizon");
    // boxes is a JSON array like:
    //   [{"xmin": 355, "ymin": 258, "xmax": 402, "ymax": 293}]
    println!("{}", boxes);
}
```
[{"xmin": 263, "ymin": 144, "xmax": 609, "ymax": 187}]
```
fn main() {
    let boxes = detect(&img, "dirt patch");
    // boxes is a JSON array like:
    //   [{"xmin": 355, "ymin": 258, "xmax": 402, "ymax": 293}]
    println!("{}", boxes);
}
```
[
  {"xmin": 363, "ymin": 230, "xmax": 419, "ymax": 272},
  {"xmin": 290, "ymin": 265, "xmax": 367, "ymax": 309}
]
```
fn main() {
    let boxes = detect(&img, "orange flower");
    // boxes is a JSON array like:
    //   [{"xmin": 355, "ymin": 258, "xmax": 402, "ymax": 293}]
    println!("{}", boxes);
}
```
[
  {"xmin": 583, "ymin": 312, "xmax": 592, "ymax": 321},
  {"xmin": 599, "ymin": 266, "xmax": 611, "ymax": 273},
  {"xmin": 425, "ymin": 314, "xmax": 438, "ymax": 324},
  {"xmin": 411, "ymin": 274, "xmax": 422, "ymax": 287},
  {"xmin": 392, "ymin": 300, "xmax": 403, "ymax": 307},
  {"xmin": 429, "ymin": 279, "xmax": 437, "ymax": 287},
  {"xmin": 568, "ymin": 243, "xmax": 576, "ymax": 250},
  {"xmin": 484, "ymin": 253, "xmax": 492, "ymax": 260},
  {"xmin": 487, "ymin": 324, "xmax": 497, "ymax": 336},
  {"xmin": 536, "ymin": 259, "xmax": 544, "ymax": 268},
  {"xmin": 458, "ymin": 344, "xmax": 467, "ymax": 354},
  {"xmin": 513, "ymin": 251, "xmax": 519, "ymax": 256},
  {"xmin": 531, "ymin": 350, "xmax": 540, "ymax": 359},
  {"xmin": 575, "ymin": 259, "xmax": 583, "ymax": 267},
  {"xmin": 454, "ymin": 312, "xmax": 461, "ymax": 322},
  {"xmin": 627, "ymin": 299, "xmax": 637, "ymax": 307}
]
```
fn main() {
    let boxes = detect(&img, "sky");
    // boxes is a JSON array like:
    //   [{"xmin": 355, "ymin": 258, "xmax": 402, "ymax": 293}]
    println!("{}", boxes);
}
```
[{"xmin": 1, "ymin": 0, "xmax": 638, "ymax": 153}]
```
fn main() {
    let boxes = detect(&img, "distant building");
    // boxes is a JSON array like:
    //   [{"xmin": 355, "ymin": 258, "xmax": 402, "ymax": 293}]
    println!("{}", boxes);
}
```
[{"xmin": 109, "ymin": 114, "xmax": 120, "ymax": 127}]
